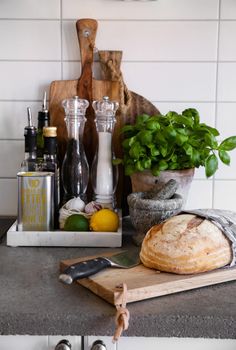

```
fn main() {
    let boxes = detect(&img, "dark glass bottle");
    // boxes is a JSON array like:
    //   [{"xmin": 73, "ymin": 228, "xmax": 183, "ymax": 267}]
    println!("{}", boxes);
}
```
[
  {"xmin": 37, "ymin": 91, "xmax": 50, "ymax": 160},
  {"xmin": 42, "ymin": 126, "xmax": 60, "ymax": 227},
  {"xmin": 21, "ymin": 107, "xmax": 37, "ymax": 171}
]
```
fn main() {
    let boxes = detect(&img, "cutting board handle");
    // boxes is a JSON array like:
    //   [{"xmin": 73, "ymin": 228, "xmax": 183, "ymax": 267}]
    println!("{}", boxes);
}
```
[{"xmin": 76, "ymin": 18, "xmax": 97, "ymax": 96}]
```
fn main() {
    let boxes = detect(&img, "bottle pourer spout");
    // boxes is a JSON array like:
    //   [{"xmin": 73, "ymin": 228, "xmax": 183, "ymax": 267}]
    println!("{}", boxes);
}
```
[
  {"xmin": 27, "ymin": 107, "xmax": 33, "ymax": 127},
  {"xmin": 42, "ymin": 91, "xmax": 47, "ymax": 111}
]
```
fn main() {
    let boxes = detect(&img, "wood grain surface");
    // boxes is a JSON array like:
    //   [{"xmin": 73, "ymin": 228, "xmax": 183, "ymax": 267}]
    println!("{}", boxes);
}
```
[
  {"xmin": 61, "ymin": 253, "xmax": 236, "ymax": 306},
  {"xmin": 49, "ymin": 18, "xmax": 98, "ymax": 168}
]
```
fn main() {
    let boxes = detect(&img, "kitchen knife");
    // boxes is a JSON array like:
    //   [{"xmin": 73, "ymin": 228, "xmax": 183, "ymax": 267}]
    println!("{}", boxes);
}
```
[{"xmin": 59, "ymin": 250, "xmax": 140, "ymax": 285}]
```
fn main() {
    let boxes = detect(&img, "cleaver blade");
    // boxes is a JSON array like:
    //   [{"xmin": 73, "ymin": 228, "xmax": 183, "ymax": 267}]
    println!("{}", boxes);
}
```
[{"xmin": 59, "ymin": 250, "xmax": 140, "ymax": 285}]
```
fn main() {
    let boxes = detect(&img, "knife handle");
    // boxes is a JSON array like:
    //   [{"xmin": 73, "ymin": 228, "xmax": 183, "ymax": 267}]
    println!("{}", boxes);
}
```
[{"xmin": 59, "ymin": 257, "xmax": 111, "ymax": 285}]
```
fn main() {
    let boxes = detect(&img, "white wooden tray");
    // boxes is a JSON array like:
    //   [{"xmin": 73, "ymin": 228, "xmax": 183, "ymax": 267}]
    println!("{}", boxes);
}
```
[{"xmin": 6, "ymin": 214, "xmax": 122, "ymax": 248}]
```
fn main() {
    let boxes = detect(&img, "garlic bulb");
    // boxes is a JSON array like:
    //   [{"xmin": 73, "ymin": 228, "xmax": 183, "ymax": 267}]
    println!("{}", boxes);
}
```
[
  {"xmin": 85, "ymin": 201, "xmax": 102, "ymax": 214},
  {"xmin": 65, "ymin": 197, "xmax": 85, "ymax": 211}
]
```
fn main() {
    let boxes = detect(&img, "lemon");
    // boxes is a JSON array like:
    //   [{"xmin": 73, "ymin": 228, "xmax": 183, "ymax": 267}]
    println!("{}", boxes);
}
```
[
  {"xmin": 90, "ymin": 209, "xmax": 119, "ymax": 232},
  {"xmin": 64, "ymin": 214, "xmax": 89, "ymax": 232}
]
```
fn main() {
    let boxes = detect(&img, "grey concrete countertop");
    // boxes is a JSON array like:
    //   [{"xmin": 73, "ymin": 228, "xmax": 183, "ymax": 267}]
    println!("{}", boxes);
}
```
[{"xmin": 0, "ymin": 217, "xmax": 236, "ymax": 338}]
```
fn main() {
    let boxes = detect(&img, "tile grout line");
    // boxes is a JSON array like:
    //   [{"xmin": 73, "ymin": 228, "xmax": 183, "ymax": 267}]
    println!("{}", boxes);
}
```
[
  {"xmin": 1, "ymin": 59, "xmax": 236, "ymax": 63},
  {"xmin": 1, "ymin": 99, "xmax": 236, "ymax": 103},
  {"xmin": 1, "ymin": 18, "xmax": 236, "ymax": 22},
  {"xmin": 212, "ymin": 0, "xmax": 222, "ymax": 209}
]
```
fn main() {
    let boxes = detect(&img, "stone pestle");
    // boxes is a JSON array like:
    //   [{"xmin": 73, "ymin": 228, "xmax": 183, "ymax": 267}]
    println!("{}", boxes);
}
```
[{"xmin": 145, "ymin": 179, "xmax": 179, "ymax": 200}]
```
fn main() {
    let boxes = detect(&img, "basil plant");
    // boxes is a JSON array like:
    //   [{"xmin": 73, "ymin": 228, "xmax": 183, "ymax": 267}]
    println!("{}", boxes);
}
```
[{"xmin": 120, "ymin": 108, "xmax": 236, "ymax": 178}]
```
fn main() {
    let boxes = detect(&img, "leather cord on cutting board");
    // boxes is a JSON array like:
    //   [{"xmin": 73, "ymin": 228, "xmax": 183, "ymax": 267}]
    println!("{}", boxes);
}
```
[{"xmin": 113, "ymin": 283, "xmax": 130, "ymax": 342}]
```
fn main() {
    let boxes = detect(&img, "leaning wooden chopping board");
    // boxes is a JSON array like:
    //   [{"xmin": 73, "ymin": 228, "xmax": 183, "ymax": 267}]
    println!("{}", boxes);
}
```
[
  {"xmin": 49, "ymin": 18, "xmax": 158, "ymax": 164},
  {"xmin": 49, "ymin": 18, "xmax": 159, "ymax": 207},
  {"xmin": 60, "ymin": 253, "xmax": 236, "ymax": 306},
  {"xmin": 49, "ymin": 18, "xmax": 97, "ymax": 167}
]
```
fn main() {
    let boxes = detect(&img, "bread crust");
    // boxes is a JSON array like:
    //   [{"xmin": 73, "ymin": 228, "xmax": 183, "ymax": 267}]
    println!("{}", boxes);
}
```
[{"xmin": 140, "ymin": 214, "xmax": 232, "ymax": 274}]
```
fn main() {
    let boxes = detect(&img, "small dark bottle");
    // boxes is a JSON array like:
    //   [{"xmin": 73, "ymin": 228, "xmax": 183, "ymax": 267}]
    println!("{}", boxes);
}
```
[
  {"xmin": 21, "ymin": 107, "xmax": 37, "ymax": 171},
  {"xmin": 37, "ymin": 91, "xmax": 50, "ymax": 160},
  {"xmin": 42, "ymin": 126, "xmax": 60, "ymax": 227}
]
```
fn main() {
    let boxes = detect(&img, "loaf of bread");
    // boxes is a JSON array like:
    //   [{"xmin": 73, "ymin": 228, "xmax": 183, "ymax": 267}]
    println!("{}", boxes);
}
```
[{"xmin": 140, "ymin": 214, "xmax": 232, "ymax": 274}]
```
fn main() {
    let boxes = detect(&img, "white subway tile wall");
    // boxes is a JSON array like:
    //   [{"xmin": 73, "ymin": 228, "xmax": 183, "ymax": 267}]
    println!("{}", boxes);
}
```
[{"xmin": 0, "ymin": 0, "xmax": 236, "ymax": 215}]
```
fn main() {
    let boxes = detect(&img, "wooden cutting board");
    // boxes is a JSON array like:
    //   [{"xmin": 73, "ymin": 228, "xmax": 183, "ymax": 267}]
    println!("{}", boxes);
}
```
[
  {"xmin": 60, "ymin": 253, "xmax": 236, "ymax": 306},
  {"xmin": 49, "ymin": 18, "xmax": 159, "ymax": 207},
  {"xmin": 49, "ymin": 18, "xmax": 97, "ymax": 168}
]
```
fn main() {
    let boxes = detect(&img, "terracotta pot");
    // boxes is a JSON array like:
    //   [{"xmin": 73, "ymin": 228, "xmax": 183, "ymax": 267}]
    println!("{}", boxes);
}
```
[{"xmin": 130, "ymin": 168, "xmax": 195, "ymax": 208}]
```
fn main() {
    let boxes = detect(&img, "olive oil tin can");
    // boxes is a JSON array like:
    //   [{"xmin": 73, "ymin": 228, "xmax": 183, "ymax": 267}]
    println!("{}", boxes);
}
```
[{"xmin": 17, "ymin": 172, "xmax": 54, "ymax": 231}]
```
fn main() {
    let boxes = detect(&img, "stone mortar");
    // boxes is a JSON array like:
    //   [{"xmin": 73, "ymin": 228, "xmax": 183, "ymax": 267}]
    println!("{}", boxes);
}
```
[{"xmin": 127, "ymin": 191, "xmax": 183, "ymax": 245}]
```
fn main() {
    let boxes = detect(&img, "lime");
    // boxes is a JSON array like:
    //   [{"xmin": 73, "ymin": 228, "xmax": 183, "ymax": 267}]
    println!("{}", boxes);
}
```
[
  {"xmin": 90, "ymin": 209, "xmax": 119, "ymax": 232},
  {"xmin": 64, "ymin": 214, "xmax": 89, "ymax": 232}
]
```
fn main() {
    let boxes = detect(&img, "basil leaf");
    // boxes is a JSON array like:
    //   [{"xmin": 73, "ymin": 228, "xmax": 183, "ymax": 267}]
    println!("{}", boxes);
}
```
[
  {"xmin": 165, "ymin": 125, "xmax": 177, "ymax": 138},
  {"xmin": 160, "ymin": 145, "xmax": 168, "ymax": 157},
  {"xmin": 138, "ymin": 130, "xmax": 153, "ymax": 146},
  {"xmin": 198, "ymin": 123, "xmax": 220, "ymax": 136},
  {"xmin": 204, "ymin": 133, "xmax": 218, "ymax": 149},
  {"xmin": 148, "ymin": 144, "xmax": 160, "ymax": 156},
  {"xmin": 112, "ymin": 158, "xmax": 123, "ymax": 165},
  {"xmin": 141, "ymin": 158, "xmax": 152, "ymax": 169},
  {"xmin": 122, "ymin": 125, "xmax": 134, "ymax": 133},
  {"xmin": 183, "ymin": 144, "xmax": 193, "ymax": 157},
  {"xmin": 124, "ymin": 164, "xmax": 135, "ymax": 176},
  {"xmin": 158, "ymin": 160, "xmax": 169, "ymax": 171},
  {"xmin": 219, "ymin": 150, "xmax": 230, "ymax": 165},
  {"xmin": 169, "ymin": 163, "xmax": 179, "ymax": 169},
  {"xmin": 205, "ymin": 154, "xmax": 218, "ymax": 177},
  {"xmin": 183, "ymin": 108, "xmax": 200, "ymax": 126},
  {"xmin": 135, "ymin": 161, "xmax": 145, "ymax": 172},
  {"xmin": 151, "ymin": 165, "xmax": 161, "ymax": 176},
  {"xmin": 219, "ymin": 136, "xmax": 236, "ymax": 151},
  {"xmin": 146, "ymin": 118, "xmax": 160, "ymax": 131},
  {"xmin": 129, "ymin": 142, "xmax": 145, "ymax": 159},
  {"xmin": 122, "ymin": 138, "xmax": 132, "ymax": 150},
  {"xmin": 176, "ymin": 133, "xmax": 188, "ymax": 146},
  {"xmin": 137, "ymin": 114, "xmax": 150, "ymax": 122},
  {"xmin": 122, "ymin": 136, "xmax": 136, "ymax": 149},
  {"xmin": 173, "ymin": 115, "xmax": 194, "ymax": 127},
  {"xmin": 191, "ymin": 149, "xmax": 201, "ymax": 165}
]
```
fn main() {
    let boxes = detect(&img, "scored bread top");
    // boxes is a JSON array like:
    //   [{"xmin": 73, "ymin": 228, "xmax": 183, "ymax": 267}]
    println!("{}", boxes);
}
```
[{"xmin": 140, "ymin": 214, "xmax": 232, "ymax": 274}]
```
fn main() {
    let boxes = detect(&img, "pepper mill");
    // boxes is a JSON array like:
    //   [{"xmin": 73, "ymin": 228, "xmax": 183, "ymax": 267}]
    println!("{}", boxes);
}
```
[
  {"xmin": 61, "ymin": 96, "xmax": 89, "ymax": 203},
  {"xmin": 91, "ymin": 96, "xmax": 119, "ymax": 208}
]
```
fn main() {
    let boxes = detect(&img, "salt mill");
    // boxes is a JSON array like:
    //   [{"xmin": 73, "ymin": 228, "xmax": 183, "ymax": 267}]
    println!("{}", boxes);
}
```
[
  {"xmin": 61, "ymin": 96, "xmax": 89, "ymax": 202},
  {"xmin": 91, "ymin": 96, "xmax": 119, "ymax": 208}
]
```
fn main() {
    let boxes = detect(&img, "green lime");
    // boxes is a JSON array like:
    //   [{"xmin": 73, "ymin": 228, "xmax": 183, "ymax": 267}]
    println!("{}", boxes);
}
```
[{"xmin": 64, "ymin": 214, "xmax": 89, "ymax": 232}]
